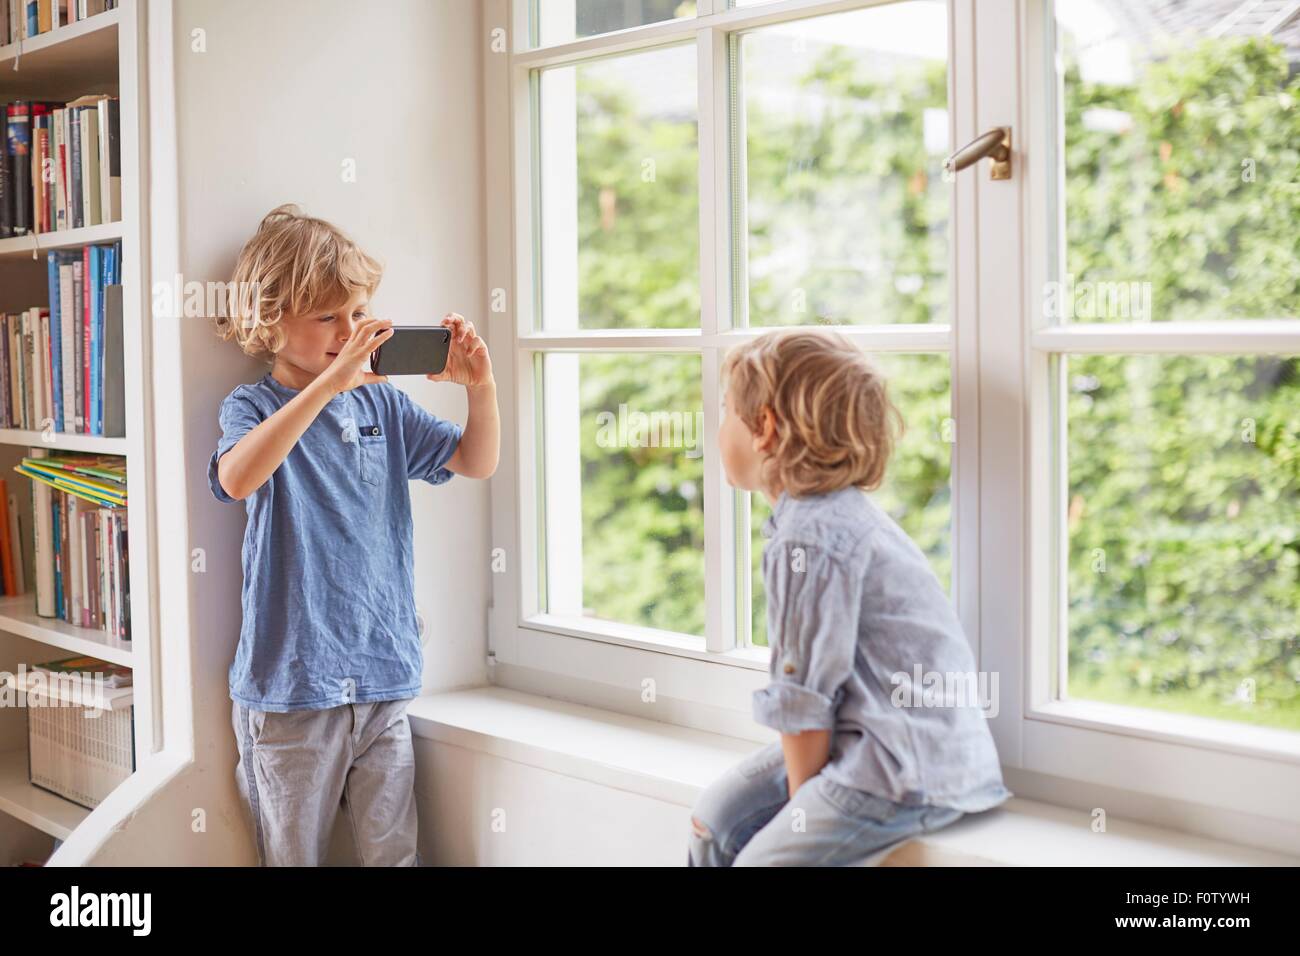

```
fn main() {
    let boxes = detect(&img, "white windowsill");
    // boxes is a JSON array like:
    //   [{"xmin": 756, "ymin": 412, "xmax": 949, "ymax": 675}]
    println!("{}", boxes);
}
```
[{"xmin": 406, "ymin": 687, "xmax": 1300, "ymax": 866}]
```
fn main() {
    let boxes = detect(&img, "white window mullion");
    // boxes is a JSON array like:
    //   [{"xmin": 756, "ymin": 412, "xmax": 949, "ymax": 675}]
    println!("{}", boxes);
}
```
[
  {"xmin": 486, "ymin": 0, "xmax": 523, "ymax": 666},
  {"xmin": 534, "ymin": 44, "xmax": 584, "ymax": 621},
  {"xmin": 949, "ymin": 0, "xmax": 981, "ymax": 680},
  {"xmin": 514, "ymin": 326, "xmax": 953, "ymax": 351},
  {"xmin": 702, "ymin": 351, "xmax": 736, "ymax": 652},
  {"xmin": 1033, "ymin": 321, "xmax": 1300, "ymax": 354},
  {"xmin": 696, "ymin": 0, "xmax": 723, "ymax": 19},
  {"xmin": 508, "ymin": 5, "xmax": 543, "ymax": 644},
  {"xmin": 970, "ymin": 0, "xmax": 1027, "ymax": 775},
  {"xmin": 1024, "ymin": 0, "xmax": 1058, "ymax": 713},
  {"xmin": 699, "ymin": 17, "xmax": 737, "ymax": 653}
]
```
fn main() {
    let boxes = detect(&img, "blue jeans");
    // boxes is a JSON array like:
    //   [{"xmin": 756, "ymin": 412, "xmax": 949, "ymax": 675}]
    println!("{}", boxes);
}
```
[{"xmin": 688, "ymin": 741, "xmax": 965, "ymax": 866}]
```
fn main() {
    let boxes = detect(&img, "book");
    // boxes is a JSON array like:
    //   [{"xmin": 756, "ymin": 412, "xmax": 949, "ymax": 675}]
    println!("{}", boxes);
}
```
[
  {"xmin": 15, "ymin": 454, "xmax": 126, "ymax": 508},
  {"xmin": 31, "ymin": 102, "xmax": 55, "ymax": 232},
  {"xmin": 67, "ymin": 95, "xmax": 108, "ymax": 228},
  {"xmin": 30, "ymin": 455, "xmax": 54, "ymax": 617},
  {"xmin": 8, "ymin": 653, "xmax": 135, "ymax": 712},
  {"xmin": 98, "ymin": 97, "xmax": 120, "ymax": 223},
  {"xmin": 6, "ymin": 102, "xmax": 31, "ymax": 236},
  {"xmin": 0, "ymin": 110, "xmax": 11, "ymax": 238},
  {"xmin": 8, "ymin": 489, "xmax": 25, "ymax": 594},
  {"xmin": 0, "ymin": 478, "xmax": 13, "ymax": 596},
  {"xmin": 67, "ymin": 105, "xmax": 80, "ymax": 229},
  {"xmin": 59, "ymin": 261, "xmax": 75, "ymax": 431},
  {"xmin": 102, "ymin": 285, "xmax": 123, "ymax": 436},
  {"xmin": 52, "ymin": 106, "xmax": 65, "ymax": 231},
  {"xmin": 72, "ymin": 256, "xmax": 82, "ymax": 430},
  {"xmin": 34, "ymin": 655, "xmax": 132, "ymax": 689}
]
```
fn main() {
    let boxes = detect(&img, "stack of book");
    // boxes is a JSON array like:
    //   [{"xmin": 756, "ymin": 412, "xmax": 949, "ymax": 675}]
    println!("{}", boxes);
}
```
[
  {"xmin": 0, "ymin": 244, "xmax": 123, "ymax": 436},
  {"xmin": 0, "ymin": 1, "xmax": 118, "ymax": 46},
  {"xmin": 5, "ymin": 653, "xmax": 133, "ymax": 700},
  {"xmin": 13, "ymin": 453, "xmax": 129, "ymax": 640},
  {"xmin": 1, "ymin": 94, "xmax": 121, "ymax": 238}
]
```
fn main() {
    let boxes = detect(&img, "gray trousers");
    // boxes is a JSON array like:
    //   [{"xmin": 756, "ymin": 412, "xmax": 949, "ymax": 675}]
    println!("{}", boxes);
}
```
[{"xmin": 232, "ymin": 697, "xmax": 421, "ymax": 866}]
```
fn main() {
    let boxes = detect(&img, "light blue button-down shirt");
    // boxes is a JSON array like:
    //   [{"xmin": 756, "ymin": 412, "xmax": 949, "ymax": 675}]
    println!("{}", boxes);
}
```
[
  {"xmin": 755, "ymin": 485, "xmax": 1012, "ymax": 813},
  {"xmin": 207, "ymin": 373, "xmax": 462, "ymax": 712}
]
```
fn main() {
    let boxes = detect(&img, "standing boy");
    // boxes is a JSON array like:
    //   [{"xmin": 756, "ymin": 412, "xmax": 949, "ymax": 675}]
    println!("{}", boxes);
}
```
[{"xmin": 208, "ymin": 204, "xmax": 498, "ymax": 865}]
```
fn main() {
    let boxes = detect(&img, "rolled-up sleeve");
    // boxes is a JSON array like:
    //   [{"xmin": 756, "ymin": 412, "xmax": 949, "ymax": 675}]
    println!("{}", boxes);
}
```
[
  {"xmin": 207, "ymin": 391, "xmax": 263, "ymax": 503},
  {"xmin": 398, "ymin": 388, "xmax": 463, "ymax": 486},
  {"xmin": 753, "ymin": 543, "xmax": 865, "ymax": 733}
]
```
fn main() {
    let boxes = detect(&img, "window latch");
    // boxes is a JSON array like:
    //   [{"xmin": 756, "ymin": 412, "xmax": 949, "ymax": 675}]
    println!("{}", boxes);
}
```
[{"xmin": 944, "ymin": 126, "xmax": 1012, "ymax": 181}]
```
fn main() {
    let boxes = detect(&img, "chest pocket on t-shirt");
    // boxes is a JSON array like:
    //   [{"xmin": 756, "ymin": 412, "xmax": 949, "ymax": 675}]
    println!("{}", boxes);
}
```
[{"xmin": 358, "ymin": 423, "xmax": 387, "ymax": 485}]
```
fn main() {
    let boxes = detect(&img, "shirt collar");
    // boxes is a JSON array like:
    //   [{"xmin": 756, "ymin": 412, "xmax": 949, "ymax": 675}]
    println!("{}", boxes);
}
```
[
  {"xmin": 262, "ymin": 371, "xmax": 345, "ymax": 405},
  {"xmin": 760, "ymin": 489, "xmax": 793, "ymax": 539}
]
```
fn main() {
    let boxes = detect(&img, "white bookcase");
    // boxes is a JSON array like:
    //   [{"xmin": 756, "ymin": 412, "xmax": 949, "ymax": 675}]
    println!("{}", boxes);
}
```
[{"xmin": 0, "ymin": 2, "xmax": 155, "ymax": 865}]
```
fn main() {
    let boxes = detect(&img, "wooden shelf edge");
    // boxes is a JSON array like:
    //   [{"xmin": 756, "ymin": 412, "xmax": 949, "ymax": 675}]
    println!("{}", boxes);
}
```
[
  {"xmin": 0, "ymin": 594, "xmax": 133, "ymax": 667},
  {"xmin": 0, "ymin": 748, "xmax": 90, "ymax": 841},
  {"xmin": 0, "ymin": 430, "xmax": 127, "ymax": 454},
  {"xmin": 0, "ymin": 221, "xmax": 124, "ymax": 260},
  {"xmin": 0, "ymin": 8, "xmax": 120, "ymax": 67}
]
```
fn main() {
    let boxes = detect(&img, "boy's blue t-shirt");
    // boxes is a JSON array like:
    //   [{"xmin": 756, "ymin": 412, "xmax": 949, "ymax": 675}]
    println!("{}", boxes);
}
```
[{"xmin": 206, "ymin": 372, "xmax": 463, "ymax": 712}]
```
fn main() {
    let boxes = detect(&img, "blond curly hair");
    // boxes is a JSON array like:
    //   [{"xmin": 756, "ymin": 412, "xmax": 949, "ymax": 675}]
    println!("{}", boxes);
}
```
[
  {"xmin": 721, "ymin": 329, "xmax": 904, "ymax": 497},
  {"xmin": 214, "ymin": 203, "xmax": 384, "ymax": 361}
]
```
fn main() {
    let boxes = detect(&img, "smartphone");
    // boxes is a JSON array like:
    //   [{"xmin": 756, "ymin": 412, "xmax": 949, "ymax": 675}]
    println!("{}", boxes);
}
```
[{"xmin": 370, "ymin": 326, "xmax": 452, "ymax": 376}]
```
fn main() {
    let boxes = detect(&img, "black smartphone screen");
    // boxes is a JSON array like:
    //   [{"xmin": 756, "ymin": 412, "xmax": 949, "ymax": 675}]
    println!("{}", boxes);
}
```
[{"xmin": 370, "ymin": 326, "xmax": 452, "ymax": 376}]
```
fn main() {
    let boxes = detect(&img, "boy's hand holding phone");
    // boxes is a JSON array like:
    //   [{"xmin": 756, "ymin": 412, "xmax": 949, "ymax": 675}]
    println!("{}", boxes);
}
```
[
  {"xmin": 321, "ymin": 318, "xmax": 395, "ymax": 395},
  {"xmin": 429, "ymin": 313, "xmax": 493, "ymax": 390}
]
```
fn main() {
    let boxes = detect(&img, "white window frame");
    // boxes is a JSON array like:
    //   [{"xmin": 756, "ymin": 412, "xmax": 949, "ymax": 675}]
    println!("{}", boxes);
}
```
[
  {"xmin": 1015, "ymin": 0, "xmax": 1300, "ymax": 833},
  {"xmin": 480, "ymin": 0, "xmax": 1300, "ymax": 841}
]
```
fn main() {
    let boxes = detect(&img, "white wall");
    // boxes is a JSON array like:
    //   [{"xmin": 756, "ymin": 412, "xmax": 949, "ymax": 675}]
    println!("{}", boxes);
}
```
[
  {"xmin": 85, "ymin": 0, "xmax": 490, "ymax": 865},
  {"xmin": 417, "ymin": 741, "xmax": 689, "ymax": 866}
]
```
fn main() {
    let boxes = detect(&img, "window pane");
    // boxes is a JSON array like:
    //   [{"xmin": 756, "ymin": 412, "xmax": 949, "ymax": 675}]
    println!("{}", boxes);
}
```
[
  {"xmin": 750, "ymin": 352, "xmax": 952, "ymax": 646},
  {"xmin": 532, "ymin": 0, "xmax": 696, "ymax": 48},
  {"xmin": 1054, "ymin": 0, "xmax": 1300, "ymax": 323},
  {"xmin": 1066, "ymin": 354, "xmax": 1300, "ymax": 730},
  {"xmin": 542, "ymin": 352, "xmax": 705, "ymax": 637},
  {"xmin": 538, "ymin": 45, "xmax": 700, "ymax": 330},
  {"xmin": 737, "ymin": 2, "xmax": 949, "ymax": 327}
]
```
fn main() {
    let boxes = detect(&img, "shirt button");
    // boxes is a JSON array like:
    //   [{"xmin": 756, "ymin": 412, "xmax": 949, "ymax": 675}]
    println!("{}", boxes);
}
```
[{"xmin": 782, "ymin": 660, "xmax": 796, "ymax": 675}]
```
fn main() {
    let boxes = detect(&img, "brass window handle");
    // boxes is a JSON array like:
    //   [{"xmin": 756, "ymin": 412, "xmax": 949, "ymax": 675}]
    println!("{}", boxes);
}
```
[{"xmin": 944, "ymin": 126, "xmax": 1012, "ymax": 180}]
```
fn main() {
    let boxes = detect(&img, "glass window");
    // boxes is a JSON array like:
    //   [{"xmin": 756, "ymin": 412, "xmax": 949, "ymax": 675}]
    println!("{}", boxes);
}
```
[
  {"xmin": 537, "ymin": 45, "xmax": 700, "ymax": 330},
  {"xmin": 736, "ymin": 2, "xmax": 950, "ymax": 326},
  {"xmin": 1064, "ymin": 353, "xmax": 1300, "ymax": 731},
  {"xmin": 532, "ymin": 0, "xmax": 697, "ymax": 48},
  {"xmin": 1051, "ymin": 0, "xmax": 1300, "ymax": 736},
  {"xmin": 1054, "ymin": 0, "xmax": 1300, "ymax": 324},
  {"xmin": 541, "ymin": 352, "xmax": 706, "ymax": 637}
]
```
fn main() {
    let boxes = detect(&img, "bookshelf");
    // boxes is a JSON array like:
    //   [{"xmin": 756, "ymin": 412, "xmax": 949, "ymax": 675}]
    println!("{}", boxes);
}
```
[
  {"xmin": 0, "ymin": 0, "xmax": 150, "ymax": 866},
  {"xmin": 0, "ymin": 7, "xmax": 119, "ymax": 98}
]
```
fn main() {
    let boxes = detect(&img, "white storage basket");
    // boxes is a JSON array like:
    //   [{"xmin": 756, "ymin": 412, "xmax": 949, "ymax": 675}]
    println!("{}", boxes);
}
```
[
  {"xmin": 3, "ymin": 667, "xmax": 137, "ymax": 811},
  {"xmin": 27, "ymin": 697, "xmax": 135, "ymax": 810}
]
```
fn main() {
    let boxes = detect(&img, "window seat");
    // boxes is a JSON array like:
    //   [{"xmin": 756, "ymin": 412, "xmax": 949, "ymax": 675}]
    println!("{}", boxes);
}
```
[{"xmin": 406, "ymin": 686, "xmax": 1298, "ymax": 866}]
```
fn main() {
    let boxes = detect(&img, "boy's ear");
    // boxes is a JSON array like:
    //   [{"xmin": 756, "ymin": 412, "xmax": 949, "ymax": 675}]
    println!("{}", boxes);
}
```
[{"xmin": 753, "ymin": 405, "xmax": 778, "ymax": 453}]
